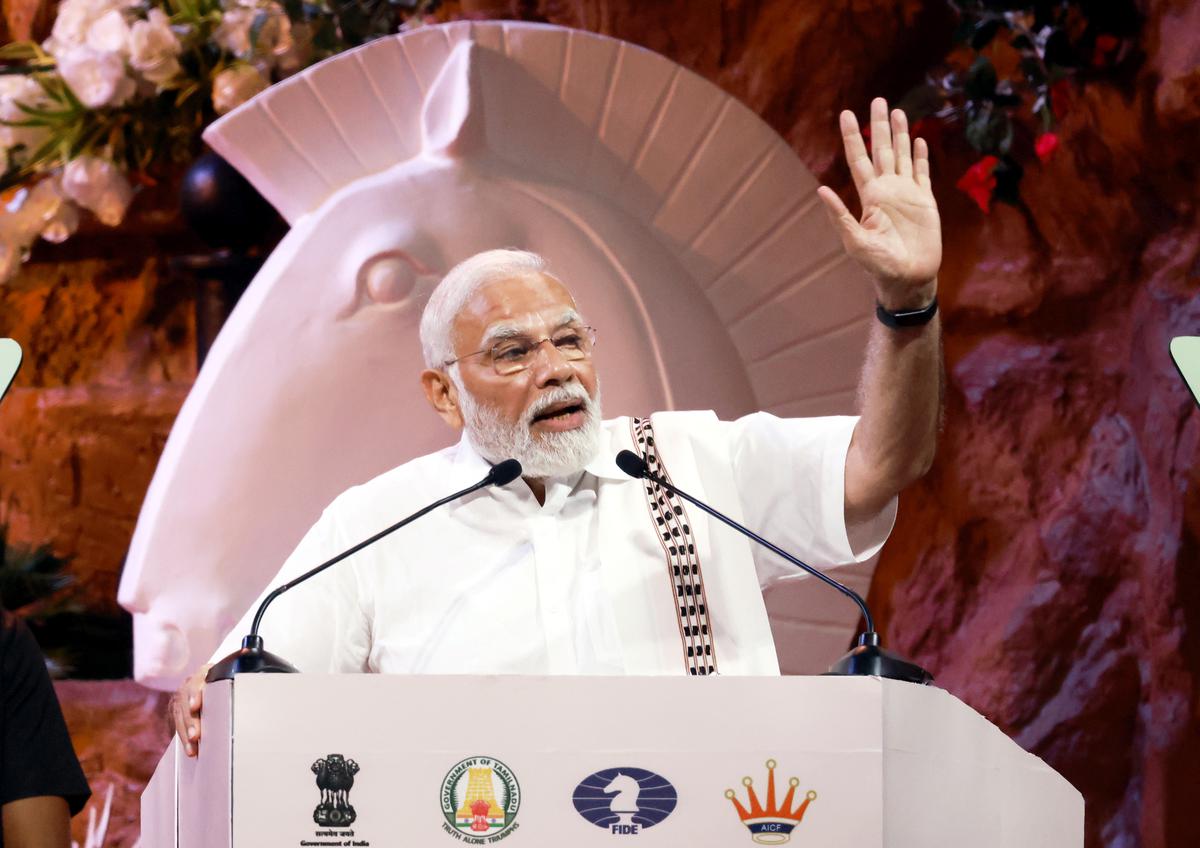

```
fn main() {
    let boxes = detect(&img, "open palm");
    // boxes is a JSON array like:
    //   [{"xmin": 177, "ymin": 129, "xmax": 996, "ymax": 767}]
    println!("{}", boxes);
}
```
[{"xmin": 818, "ymin": 98, "xmax": 942, "ymax": 305}]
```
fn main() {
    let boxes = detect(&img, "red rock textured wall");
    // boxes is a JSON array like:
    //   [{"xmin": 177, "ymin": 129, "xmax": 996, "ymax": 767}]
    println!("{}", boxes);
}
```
[{"xmin": 2, "ymin": 1, "xmax": 1197, "ymax": 847}]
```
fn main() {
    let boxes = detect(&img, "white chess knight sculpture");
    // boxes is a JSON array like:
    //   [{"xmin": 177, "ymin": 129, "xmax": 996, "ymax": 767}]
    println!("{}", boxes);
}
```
[{"xmin": 117, "ymin": 22, "xmax": 883, "ymax": 689}]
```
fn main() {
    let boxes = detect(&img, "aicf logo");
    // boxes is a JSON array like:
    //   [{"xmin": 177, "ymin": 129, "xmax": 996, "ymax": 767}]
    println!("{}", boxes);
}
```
[
  {"xmin": 724, "ymin": 759, "xmax": 817, "ymax": 845},
  {"xmin": 572, "ymin": 768, "xmax": 678, "ymax": 835},
  {"xmin": 440, "ymin": 756, "xmax": 521, "ymax": 844}
]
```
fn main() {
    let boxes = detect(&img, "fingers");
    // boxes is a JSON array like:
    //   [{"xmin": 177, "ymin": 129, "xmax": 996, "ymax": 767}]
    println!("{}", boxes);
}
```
[
  {"xmin": 172, "ymin": 669, "xmax": 208, "ymax": 758},
  {"xmin": 171, "ymin": 694, "xmax": 195, "ymax": 758},
  {"xmin": 816, "ymin": 186, "xmax": 864, "ymax": 249},
  {"xmin": 893, "ymin": 109, "xmax": 912, "ymax": 177},
  {"xmin": 870, "ymin": 97, "xmax": 894, "ymax": 177},
  {"xmin": 839, "ymin": 110, "xmax": 874, "ymax": 195},
  {"xmin": 914, "ymin": 137, "xmax": 931, "ymax": 189},
  {"xmin": 841, "ymin": 98, "xmax": 926, "ymax": 186}
]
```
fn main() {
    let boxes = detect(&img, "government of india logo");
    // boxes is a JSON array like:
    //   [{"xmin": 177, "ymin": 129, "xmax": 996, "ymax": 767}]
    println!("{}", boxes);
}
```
[
  {"xmin": 440, "ymin": 756, "xmax": 521, "ymax": 842},
  {"xmin": 311, "ymin": 754, "xmax": 359, "ymax": 826},
  {"xmin": 572, "ymin": 768, "xmax": 677, "ymax": 835},
  {"xmin": 725, "ymin": 759, "xmax": 817, "ymax": 845}
]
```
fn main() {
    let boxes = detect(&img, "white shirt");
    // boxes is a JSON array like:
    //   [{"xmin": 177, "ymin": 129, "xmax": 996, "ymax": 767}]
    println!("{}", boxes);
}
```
[{"xmin": 214, "ymin": 411, "xmax": 895, "ymax": 675}]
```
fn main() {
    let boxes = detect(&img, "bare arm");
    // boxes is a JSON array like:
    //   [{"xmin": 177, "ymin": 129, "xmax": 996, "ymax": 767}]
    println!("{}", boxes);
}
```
[
  {"xmin": 817, "ymin": 97, "xmax": 944, "ymax": 525},
  {"xmin": 844, "ymin": 305, "xmax": 941, "ymax": 523},
  {"xmin": 2, "ymin": 796, "xmax": 71, "ymax": 848}
]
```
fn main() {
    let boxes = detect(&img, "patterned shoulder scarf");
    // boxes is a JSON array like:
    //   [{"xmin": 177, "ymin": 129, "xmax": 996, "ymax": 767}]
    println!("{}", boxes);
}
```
[{"xmin": 630, "ymin": 417, "xmax": 718, "ymax": 675}]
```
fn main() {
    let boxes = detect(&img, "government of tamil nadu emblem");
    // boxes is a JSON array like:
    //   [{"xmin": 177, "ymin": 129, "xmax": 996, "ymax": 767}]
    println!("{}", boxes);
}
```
[
  {"xmin": 725, "ymin": 759, "xmax": 817, "ymax": 845},
  {"xmin": 440, "ymin": 756, "xmax": 521, "ymax": 843}
]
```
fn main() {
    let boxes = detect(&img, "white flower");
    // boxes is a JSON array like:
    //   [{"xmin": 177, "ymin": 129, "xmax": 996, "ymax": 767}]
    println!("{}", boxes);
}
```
[
  {"xmin": 31, "ymin": 178, "xmax": 81, "ymax": 243},
  {"xmin": 0, "ymin": 176, "xmax": 83, "ymax": 282},
  {"xmin": 45, "ymin": 0, "xmax": 129, "ymax": 55},
  {"xmin": 86, "ymin": 8, "xmax": 132, "ymax": 55},
  {"xmin": 62, "ymin": 156, "xmax": 133, "ymax": 226},
  {"xmin": 213, "ymin": 7, "xmax": 254, "ymax": 57},
  {"xmin": 0, "ymin": 75, "xmax": 53, "ymax": 169},
  {"xmin": 57, "ymin": 45, "xmax": 136, "ymax": 108},
  {"xmin": 2, "ymin": 187, "xmax": 43, "ymax": 244},
  {"xmin": 211, "ymin": 63, "xmax": 268, "ymax": 115},
  {"xmin": 129, "ymin": 9, "xmax": 183, "ymax": 87}
]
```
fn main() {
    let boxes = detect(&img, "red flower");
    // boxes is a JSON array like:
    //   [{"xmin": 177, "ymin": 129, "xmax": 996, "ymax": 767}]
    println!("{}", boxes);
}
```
[
  {"xmin": 1035, "ymin": 132, "xmax": 1060, "ymax": 163},
  {"xmin": 911, "ymin": 116, "xmax": 944, "ymax": 148},
  {"xmin": 956, "ymin": 155, "xmax": 999, "ymax": 213},
  {"xmin": 1092, "ymin": 34, "xmax": 1119, "ymax": 68},
  {"xmin": 1050, "ymin": 79, "xmax": 1072, "ymax": 121}
]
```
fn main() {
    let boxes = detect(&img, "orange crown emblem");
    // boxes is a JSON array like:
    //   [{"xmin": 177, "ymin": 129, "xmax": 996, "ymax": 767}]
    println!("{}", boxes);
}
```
[{"xmin": 724, "ymin": 759, "xmax": 817, "ymax": 845}]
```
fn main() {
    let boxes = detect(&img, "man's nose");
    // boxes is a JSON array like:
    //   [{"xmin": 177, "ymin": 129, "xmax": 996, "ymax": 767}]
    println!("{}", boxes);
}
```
[{"xmin": 530, "ymin": 339, "xmax": 575, "ymax": 385}]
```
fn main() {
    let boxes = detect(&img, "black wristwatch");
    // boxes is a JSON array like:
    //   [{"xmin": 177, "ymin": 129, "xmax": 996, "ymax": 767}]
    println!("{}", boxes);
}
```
[{"xmin": 875, "ymin": 296, "xmax": 938, "ymax": 329}]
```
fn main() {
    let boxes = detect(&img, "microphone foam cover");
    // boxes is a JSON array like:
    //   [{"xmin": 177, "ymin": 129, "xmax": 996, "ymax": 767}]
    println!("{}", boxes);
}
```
[
  {"xmin": 489, "ymin": 459, "xmax": 523, "ymax": 486},
  {"xmin": 615, "ymin": 450, "xmax": 649, "ymax": 479}
]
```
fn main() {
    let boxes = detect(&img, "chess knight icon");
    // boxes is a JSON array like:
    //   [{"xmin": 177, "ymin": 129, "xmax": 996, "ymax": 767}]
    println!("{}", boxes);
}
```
[
  {"xmin": 725, "ymin": 759, "xmax": 817, "ymax": 845},
  {"xmin": 312, "ymin": 754, "xmax": 360, "ymax": 826}
]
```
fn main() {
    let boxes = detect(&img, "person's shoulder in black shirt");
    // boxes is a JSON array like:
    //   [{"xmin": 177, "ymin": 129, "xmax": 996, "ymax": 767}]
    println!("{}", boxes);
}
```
[{"xmin": 1, "ymin": 609, "xmax": 91, "ymax": 847}]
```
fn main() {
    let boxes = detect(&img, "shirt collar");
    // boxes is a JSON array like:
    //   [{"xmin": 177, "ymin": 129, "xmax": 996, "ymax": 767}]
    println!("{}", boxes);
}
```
[
  {"xmin": 582, "ymin": 441, "xmax": 635, "ymax": 482},
  {"xmin": 449, "ymin": 431, "xmax": 496, "ymax": 489}
]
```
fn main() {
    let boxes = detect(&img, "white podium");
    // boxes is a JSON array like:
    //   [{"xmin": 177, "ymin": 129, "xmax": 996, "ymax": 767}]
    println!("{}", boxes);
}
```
[{"xmin": 142, "ymin": 675, "xmax": 1082, "ymax": 847}]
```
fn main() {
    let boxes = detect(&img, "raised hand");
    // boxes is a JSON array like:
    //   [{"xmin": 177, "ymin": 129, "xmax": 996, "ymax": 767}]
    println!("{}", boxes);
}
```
[{"xmin": 817, "ymin": 97, "xmax": 942, "ymax": 311}]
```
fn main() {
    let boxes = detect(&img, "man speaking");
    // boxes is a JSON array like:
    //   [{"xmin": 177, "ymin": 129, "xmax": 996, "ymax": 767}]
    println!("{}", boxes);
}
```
[{"xmin": 171, "ymin": 97, "xmax": 942, "ymax": 755}]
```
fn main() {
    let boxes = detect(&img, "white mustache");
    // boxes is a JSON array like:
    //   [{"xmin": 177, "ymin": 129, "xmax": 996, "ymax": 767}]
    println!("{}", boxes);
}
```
[{"xmin": 524, "ymin": 384, "xmax": 594, "ymax": 425}]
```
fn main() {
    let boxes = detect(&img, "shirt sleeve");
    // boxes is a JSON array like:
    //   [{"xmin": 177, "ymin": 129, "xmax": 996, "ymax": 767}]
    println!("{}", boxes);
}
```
[
  {"xmin": 210, "ymin": 500, "xmax": 371, "ymax": 673},
  {"xmin": 1, "ymin": 613, "xmax": 91, "ymax": 815},
  {"xmin": 727, "ymin": 411, "xmax": 897, "ymax": 587}
]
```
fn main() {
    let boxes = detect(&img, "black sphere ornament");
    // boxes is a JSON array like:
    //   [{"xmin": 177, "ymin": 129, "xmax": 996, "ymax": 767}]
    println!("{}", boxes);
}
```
[{"xmin": 180, "ymin": 151, "xmax": 280, "ymax": 251}]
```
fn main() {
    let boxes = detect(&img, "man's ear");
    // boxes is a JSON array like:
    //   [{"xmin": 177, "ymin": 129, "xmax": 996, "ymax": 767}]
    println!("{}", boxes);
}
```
[{"xmin": 421, "ymin": 368, "xmax": 465, "ymax": 429}]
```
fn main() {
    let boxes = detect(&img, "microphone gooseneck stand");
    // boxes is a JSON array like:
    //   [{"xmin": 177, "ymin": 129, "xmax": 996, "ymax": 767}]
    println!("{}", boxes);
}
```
[
  {"xmin": 614, "ymin": 450, "xmax": 932, "ymax": 684},
  {"xmin": 207, "ymin": 459, "xmax": 524, "ymax": 682}
]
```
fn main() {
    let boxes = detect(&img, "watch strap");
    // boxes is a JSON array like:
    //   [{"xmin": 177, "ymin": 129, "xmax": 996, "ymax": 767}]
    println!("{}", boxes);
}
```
[{"xmin": 875, "ymin": 296, "xmax": 938, "ymax": 329}]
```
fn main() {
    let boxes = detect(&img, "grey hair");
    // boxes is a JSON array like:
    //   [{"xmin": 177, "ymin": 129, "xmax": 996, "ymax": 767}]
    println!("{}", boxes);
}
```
[{"xmin": 419, "ymin": 249, "xmax": 549, "ymax": 369}]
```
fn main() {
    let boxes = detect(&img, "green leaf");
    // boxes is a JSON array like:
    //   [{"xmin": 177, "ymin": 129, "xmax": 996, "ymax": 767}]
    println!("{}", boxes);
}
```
[
  {"xmin": 0, "ymin": 63, "xmax": 55, "ymax": 75},
  {"xmin": 964, "ymin": 103, "xmax": 1012, "ymax": 156},
  {"xmin": 1, "ymin": 117, "xmax": 55, "ymax": 128},
  {"xmin": 896, "ymin": 82, "xmax": 945, "ymax": 121},
  {"xmin": 1010, "ymin": 32, "xmax": 1035, "ymax": 52},
  {"xmin": 964, "ymin": 55, "xmax": 998, "ymax": 101},
  {"xmin": 14, "ymin": 100, "xmax": 79, "ymax": 120},
  {"xmin": 992, "ymin": 156, "xmax": 1023, "ymax": 206},
  {"xmin": 0, "ymin": 525, "xmax": 75, "ymax": 611},
  {"xmin": 0, "ymin": 41, "xmax": 43, "ymax": 62},
  {"xmin": 969, "ymin": 17, "xmax": 1004, "ymax": 50},
  {"xmin": 174, "ymin": 81, "xmax": 202, "ymax": 107},
  {"xmin": 1019, "ymin": 56, "xmax": 1046, "ymax": 86}
]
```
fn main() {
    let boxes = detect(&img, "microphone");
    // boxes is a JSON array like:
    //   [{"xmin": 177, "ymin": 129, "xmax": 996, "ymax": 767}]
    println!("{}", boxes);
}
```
[
  {"xmin": 207, "ymin": 458, "xmax": 523, "ymax": 682},
  {"xmin": 615, "ymin": 450, "xmax": 931, "ymax": 684}
]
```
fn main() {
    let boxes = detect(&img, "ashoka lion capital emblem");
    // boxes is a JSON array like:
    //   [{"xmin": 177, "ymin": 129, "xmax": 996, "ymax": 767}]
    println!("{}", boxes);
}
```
[{"xmin": 312, "ymin": 753, "xmax": 360, "ymax": 826}]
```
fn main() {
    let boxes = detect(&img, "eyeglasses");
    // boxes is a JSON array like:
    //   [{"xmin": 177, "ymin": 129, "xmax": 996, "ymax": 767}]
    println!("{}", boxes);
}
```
[{"xmin": 445, "ymin": 326, "xmax": 598, "ymax": 376}]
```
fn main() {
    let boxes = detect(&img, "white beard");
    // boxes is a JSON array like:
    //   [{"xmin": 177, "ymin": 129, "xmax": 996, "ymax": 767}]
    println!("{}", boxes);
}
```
[{"xmin": 457, "ymin": 379, "xmax": 603, "ymax": 479}]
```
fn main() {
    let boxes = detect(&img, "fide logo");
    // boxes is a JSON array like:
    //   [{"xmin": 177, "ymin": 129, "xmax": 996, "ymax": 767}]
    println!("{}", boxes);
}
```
[
  {"xmin": 572, "ymin": 768, "xmax": 678, "ymax": 835},
  {"xmin": 311, "ymin": 754, "xmax": 360, "ymax": 826},
  {"xmin": 440, "ymin": 756, "xmax": 521, "ymax": 843}
]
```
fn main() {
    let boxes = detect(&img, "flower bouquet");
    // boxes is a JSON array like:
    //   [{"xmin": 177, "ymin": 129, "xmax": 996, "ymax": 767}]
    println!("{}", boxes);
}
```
[{"xmin": 0, "ymin": 0, "xmax": 438, "ymax": 282}]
